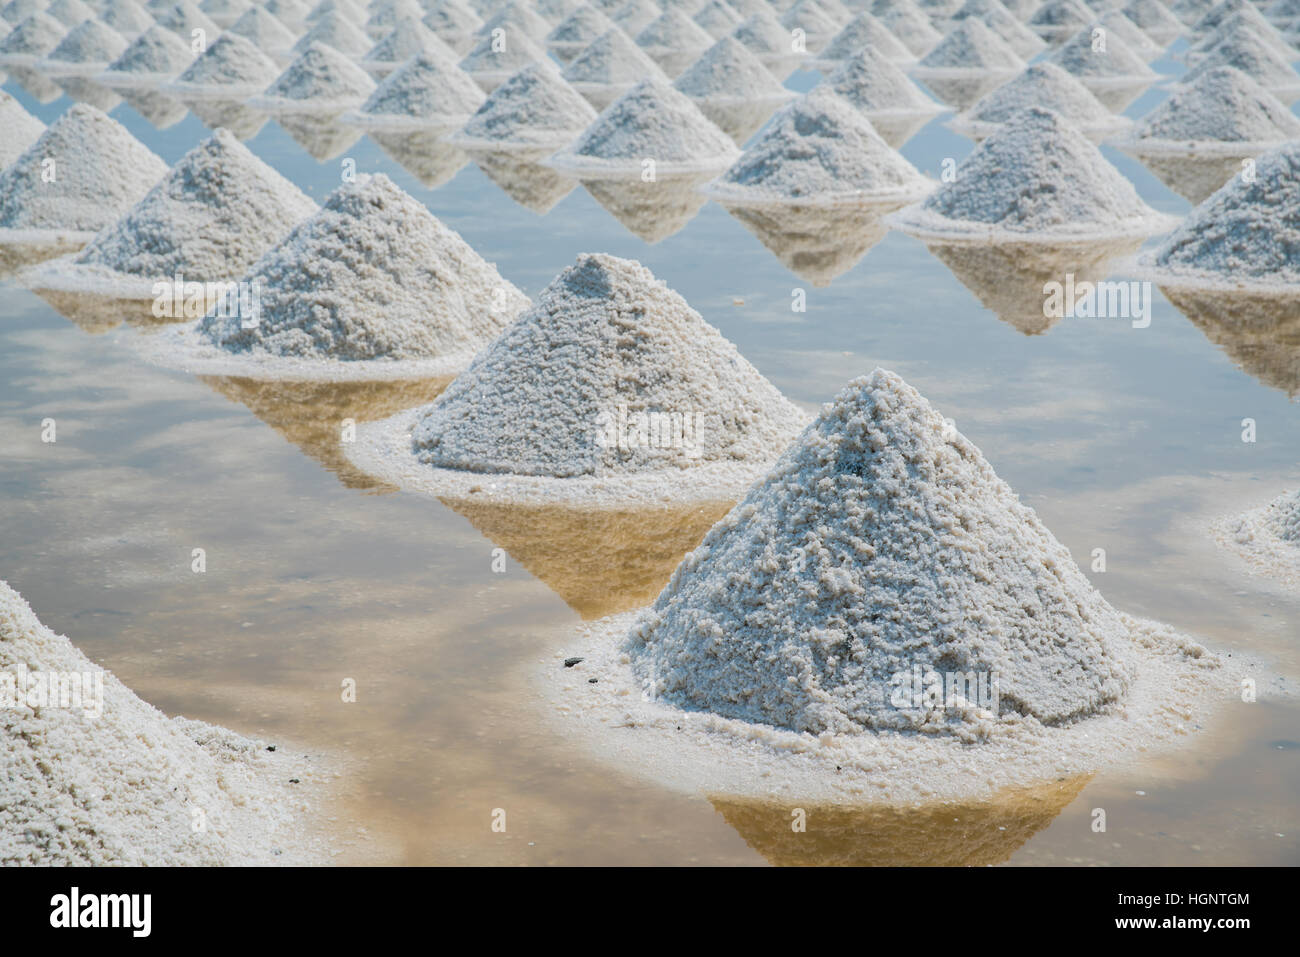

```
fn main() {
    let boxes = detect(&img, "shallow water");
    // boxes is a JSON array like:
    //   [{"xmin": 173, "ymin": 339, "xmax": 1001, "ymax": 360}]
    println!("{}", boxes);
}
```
[{"xmin": 1, "ymin": 43, "xmax": 1298, "ymax": 865}]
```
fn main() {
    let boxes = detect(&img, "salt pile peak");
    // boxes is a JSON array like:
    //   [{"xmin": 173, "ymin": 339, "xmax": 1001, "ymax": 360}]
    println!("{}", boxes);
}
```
[
  {"xmin": 1140, "ymin": 141, "xmax": 1300, "ymax": 289},
  {"xmin": 674, "ymin": 34, "xmax": 793, "ymax": 104},
  {"xmin": 1120, "ymin": 64, "xmax": 1300, "ymax": 153},
  {"xmin": 546, "ymin": 5, "xmax": 615, "ymax": 54},
  {"xmin": 100, "ymin": 23, "xmax": 197, "ymax": 86},
  {"xmin": 476, "ymin": 1, "xmax": 553, "ymax": 45},
  {"xmin": 423, "ymin": 0, "xmax": 483, "ymax": 49},
  {"xmin": 636, "ymin": 8, "xmax": 714, "ymax": 55},
  {"xmin": 702, "ymin": 86, "xmax": 932, "ymax": 206},
  {"xmin": 29, "ymin": 129, "xmax": 317, "ymax": 297},
  {"xmin": 1028, "ymin": 0, "xmax": 1095, "ymax": 42},
  {"xmin": 547, "ymin": 75, "xmax": 741, "ymax": 176},
  {"xmin": 345, "ymin": 49, "xmax": 486, "ymax": 129},
  {"xmin": 1182, "ymin": 19, "xmax": 1300, "ymax": 98},
  {"xmin": 165, "ymin": 31, "xmax": 281, "ymax": 98},
  {"xmin": 458, "ymin": 22, "xmax": 549, "ymax": 86},
  {"xmin": 814, "ymin": 11, "xmax": 916, "ymax": 65},
  {"xmin": 1122, "ymin": 0, "xmax": 1185, "ymax": 45},
  {"xmin": 1216, "ymin": 486, "xmax": 1300, "ymax": 585},
  {"xmin": 731, "ymin": 10, "xmax": 803, "ymax": 65},
  {"xmin": 1047, "ymin": 25, "xmax": 1159, "ymax": 82},
  {"xmin": 0, "ymin": 90, "xmax": 44, "ymax": 168},
  {"xmin": 0, "ymin": 12, "xmax": 70, "ymax": 65},
  {"xmin": 1187, "ymin": 11, "xmax": 1298, "ymax": 64},
  {"xmin": 361, "ymin": 17, "xmax": 461, "ymax": 73},
  {"xmin": 249, "ymin": 41, "xmax": 377, "ymax": 112},
  {"xmin": 954, "ymin": 62, "xmax": 1130, "ymax": 138},
  {"xmin": 99, "ymin": 0, "xmax": 155, "ymax": 37},
  {"xmin": 171, "ymin": 173, "xmax": 529, "ymax": 377},
  {"xmin": 874, "ymin": 0, "xmax": 942, "ymax": 57},
  {"xmin": 229, "ymin": 5, "xmax": 299, "ymax": 58},
  {"xmin": 350, "ymin": 252, "xmax": 807, "ymax": 506},
  {"xmin": 914, "ymin": 17, "xmax": 1025, "ymax": 75},
  {"xmin": 625, "ymin": 369, "xmax": 1134, "ymax": 737},
  {"xmin": 39, "ymin": 17, "xmax": 129, "ymax": 74},
  {"xmin": 692, "ymin": 0, "xmax": 742, "ymax": 39},
  {"xmin": 44, "ymin": 0, "xmax": 96, "ymax": 27},
  {"xmin": 292, "ymin": 9, "xmax": 373, "ymax": 57},
  {"xmin": 888, "ymin": 106, "xmax": 1171, "ymax": 241},
  {"xmin": 447, "ymin": 59, "xmax": 598, "ymax": 150},
  {"xmin": 826, "ymin": 46, "xmax": 947, "ymax": 116},
  {"xmin": 612, "ymin": 0, "xmax": 662, "ymax": 37},
  {"xmin": 156, "ymin": 1, "xmax": 221, "ymax": 41},
  {"xmin": 0, "ymin": 104, "xmax": 168, "ymax": 241},
  {"xmin": 562, "ymin": 27, "xmax": 669, "ymax": 95}
]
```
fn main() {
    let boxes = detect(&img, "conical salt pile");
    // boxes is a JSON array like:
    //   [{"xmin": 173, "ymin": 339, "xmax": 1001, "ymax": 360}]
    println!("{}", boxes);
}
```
[
  {"xmin": 824, "ymin": 48, "xmax": 946, "ymax": 147},
  {"xmin": 348, "ymin": 253, "xmax": 807, "ymax": 505},
  {"xmin": 156, "ymin": 1, "xmax": 221, "ymax": 41},
  {"xmin": 361, "ymin": 16, "xmax": 460, "ymax": 73},
  {"xmin": 562, "ymin": 27, "xmax": 669, "ymax": 105},
  {"xmin": 157, "ymin": 173, "xmax": 528, "ymax": 377},
  {"xmin": 702, "ymin": 86, "xmax": 932, "ymax": 206},
  {"xmin": 1140, "ymin": 141, "xmax": 1300, "ymax": 289},
  {"xmin": 626, "ymin": 369, "xmax": 1134, "ymax": 736},
  {"xmin": 100, "ymin": 0, "xmax": 155, "ymax": 37},
  {"xmin": 100, "ymin": 23, "xmax": 196, "ymax": 87},
  {"xmin": 674, "ymin": 32, "xmax": 795, "ymax": 139},
  {"xmin": 0, "ymin": 0, "xmax": 45, "ymax": 23},
  {"xmin": 612, "ymin": 0, "xmax": 662, "ymax": 37},
  {"xmin": 635, "ymin": 8, "xmax": 713, "ymax": 75},
  {"xmin": 0, "ymin": 582, "xmax": 329, "ymax": 866},
  {"xmin": 1264, "ymin": 490, "xmax": 1300, "ymax": 542},
  {"xmin": 954, "ymin": 62, "xmax": 1130, "ymax": 139},
  {"xmin": 874, "ymin": 0, "xmax": 942, "ymax": 57},
  {"xmin": 547, "ymin": 76, "xmax": 740, "ymax": 176},
  {"xmin": 292, "ymin": 9, "xmax": 373, "ymax": 57},
  {"xmin": 476, "ymin": 1, "xmax": 553, "ymax": 45},
  {"xmin": 27, "ymin": 129, "xmax": 317, "ymax": 296},
  {"xmin": 447, "ymin": 59, "xmax": 597, "ymax": 149},
  {"xmin": 889, "ymin": 106, "xmax": 1171, "ymax": 241},
  {"xmin": 0, "ymin": 90, "xmax": 44, "ymax": 168},
  {"xmin": 1182, "ymin": 19, "xmax": 1300, "ymax": 99},
  {"xmin": 345, "ymin": 49, "xmax": 485, "ymax": 129},
  {"xmin": 1217, "ymin": 486, "xmax": 1300, "ymax": 584},
  {"xmin": 0, "ymin": 12, "xmax": 69, "ymax": 66},
  {"xmin": 200, "ymin": 0, "xmax": 250, "ymax": 29},
  {"xmin": 1121, "ymin": 65, "xmax": 1300, "ymax": 153},
  {"xmin": 1028, "ymin": 0, "xmax": 1095, "ymax": 43},
  {"xmin": 458, "ymin": 22, "xmax": 548, "ymax": 88},
  {"xmin": 780, "ymin": 0, "xmax": 844, "ymax": 53},
  {"xmin": 1188, "ymin": 10, "xmax": 1297, "ymax": 64},
  {"xmin": 916, "ymin": 19, "xmax": 1025, "ymax": 76},
  {"xmin": 815, "ymin": 11, "xmax": 915, "ymax": 65},
  {"xmin": 249, "ymin": 41, "xmax": 377, "ymax": 112},
  {"xmin": 1045, "ymin": 26, "xmax": 1158, "ymax": 107},
  {"xmin": 229, "ymin": 5, "xmax": 299, "ymax": 59},
  {"xmin": 955, "ymin": 2, "xmax": 1049, "ymax": 60},
  {"xmin": 731, "ymin": 10, "xmax": 803, "ymax": 70},
  {"xmin": 1123, "ymin": 0, "xmax": 1185, "ymax": 44},
  {"xmin": 38, "ymin": 18, "xmax": 129, "ymax": 75},
  {"xmin": 693, "ymin": 0, "xmax": 742, "ymax": 39},
  {"xmin": 0, "ymin": 104, "xmax": 168, "ymax": 242},
  {"xmin": 424, "ymin": 0, "xmax": 482, "ymax": 51},
  {"xmin": 364, "ymin": 0, "xmax": 424, "ymax": 39},
  {"xmin": 547, "ymin": 4, "xmax": 614, "ymax": 57},
  {"xmin": 165, "ymin": 31, "xmax": 280, "ymax": 98},
  {"xmin": 44, "ymin": 0, "xmax": 96, "ymax": 27}
]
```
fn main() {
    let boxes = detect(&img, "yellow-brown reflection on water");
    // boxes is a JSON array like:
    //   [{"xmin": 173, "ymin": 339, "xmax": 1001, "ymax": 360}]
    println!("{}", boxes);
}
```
[
  {"xmin": 199, "ymin": 374, "xmax": 453, "ymax": 491},
  {"xmin": 721, "ymin": 203, "xmax": 896, "ymax": 288},
  {"xmin": 30, "ymin": 288, "xmax": 156, "ymax": 334},
  {"xmin": 443, "ymin": 498, "xmax": 732, "ymax": 619},
  {"xmin": 580, "ymin": 174, "xmax": 712, "ymax": 245},
  {"xmin": 1161, "ymin": 287, "xmax": 1300, "ymax": 398},
  {"xmin": 273, "ymin": 112, "xmax": 364, "ymax": 162},
  {"xmin": 712, "ymin": 776, "xmax": 1090, "ymax": 866},
  {"xmin": 468, "ymin": 148, "xmax": 577, "ymax": 215},
  {"xmin": 1131, "ymin": 152, "xmax": 1247, "ymax": 205},
  {"xmin": 369, "ymin": 130, "xmax": 469, "ymax": 190}
]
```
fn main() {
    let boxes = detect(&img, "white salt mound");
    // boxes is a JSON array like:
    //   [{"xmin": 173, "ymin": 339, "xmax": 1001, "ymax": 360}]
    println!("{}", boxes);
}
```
[
  {"xmin": 447, "ymin": 60, "xmax": 598, "ymax": 150},
  {"xmin": 826, "ymin": 46, "xmax": 947, "ymax": 116},
  {"xmin": 0, "ymin": 581, "xmax": 330, "ymax": 866},
  {"xmin": 702, "ymin": 86, "xmax": 933, "ymax": 206},
  {"xmin": 0, "ymin": 90, "xmax": 43, "ymax": 168},
  {"xmin": 100, "ymin": 0, "xmax": 158, "ymax": 37},
  {"xmin": 636, "ymin": 8, "xmax": 714, "ymax": 56},
  {"xmin": 731, "ymin": 10, "xmax": 802, "ymax": 63},
  {"xmin": 693, "ymin": 0, "xmax": 742, "ymax": 39},
  {"xmin": 1215, "ymin": 487, "xmax": 1300, "ymax": 585},
  {"xmin": 229, "ymin": 5, "xmax": 299, "ymax": 58},
  {"xmin": 44, "ymin": 0, "xmax": 96, "ymax": 28},
  {"xmin": 1120, "ymin": 65, "xmax": 1300, "ymax": 153},
  {"xmin": 458, "ymin": 23, "xmax": 549, "ymax": 82},
  {"xmin": 249, "ymin": 41, "xmax": 377, "ymax": 112},
  {"xmin": 1047, "ymin": 26, "xmax": 1158, "ymax": 81},
  {"xmin": 362, "ymin": 17, "xmax": 460, "ymax": 72},
  {"xmin": 0, "ymin": 104, "xmax": 168, "ymax": 242},
  {"xmin": 27, "ymin": 129, "xmax": 317, "ymax": 297},
  {"xmin": 292, "ymin": 9, "xmax": 373, "ymax": 57},
  {"xmin": 100, "ymin": 23, "xmax": 197, "ymax": 86},
  {"xmin": 914, "ymin": 17, "xmax": 1025, "ymax": 75},
  {"xmin": 1123, "ymin": 0, "xmax": 1185, "ymax": 45},
  {"xmin": 476, "ymin": 1, "xmax": 553, "ymax": 45},
  {"xmin": 889, "ymin": 106, "xmax": 1172, "ymax": 241},
  {"xmin": 0, "ymin": 13, "xmax": 69, "ymax": 65},
  {"xmin": 547, "ymin": 76, "xmax": 741, "ymax": 176},
  {"xmin": 424, "ymin": 0, "xmax": 483, "ymax": 47},
  {"xmin": 674, "ymin": 34, "xmax": 793, "ymax": 104},
  {"xmin": 1182, "ymin": 20, "xmax": 1300, "ymax": 96},
  {"xmin": 166, "ymin": 31, "xmax": 281, "ymax": 98},
  {"xmin": 875, "ymin": 0, "xmax": 943, "ymax": 58},
  {"xmin": 815, "ymin": 11, "xmax": 915, "ymax": 64},
  {"xmin": 613, "ymin": 0, "xmax": 662, "ymax": 37},
  {"xmin": 151, "ymin": 173, "xmax": 529, "ymax": 378},
  {"xmin": 955, "ymin": 62, "xmax": 1131, "ymax": 138},
  {"xmin": 562, "ymin": 26, "xmax": 668, "ymax": 92},
  {"xmin": 1140, "ymin": 141, "xmax": 1300, "ymax": 289},
  {"xmin": 547, "ymin": 5, "xmax": 615, "ymax": 54},
  {"xmin": 156, "ymin": 1, "xmax": 221, "ymax": 41},
  {"xmin": 346, "ymin": 252, "xmax": 808, "ymax": 506},
  {"xmin": 1028, "ymin": 0, "xmax": 1095, "ymax": 40},
  {"xmin": 345, "ymin": 50, "xmax": 486, "ymax": 129}
]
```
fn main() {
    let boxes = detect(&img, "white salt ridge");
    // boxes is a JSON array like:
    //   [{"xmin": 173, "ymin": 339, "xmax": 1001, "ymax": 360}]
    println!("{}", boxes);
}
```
[
  {"xmin": 1215, "ymin": 487, "xmax": 1300, "ymax": 585},
  {"xmin": 166, "ymin": 31, "xmax": 280, "ymax": 98},
  {"xmin": 675, "ymin": 34, "xmax": 794, "ymax": 104},
  {"xmin": 344, "ymin": 49, "xmax": 485, "ymax": 129},
  {"xmin": 888, "ymin": 106, "xmax": 1174, "ymax": 241},
  {"xmin": 0, "ymin": 0, "xmax": 44, "ymax": 25},
  {"xmin": 149, "ymin": 173, "xmax": 529, "ymax": 379},
  {"xmin": 702, "ymin": 86, "xmax": 933, "ymax": 206},
  {"xmin": 827, "ymin": 47, "xmax": 947, "ymax": 117},
  {"xmin": 265, "ymin": 0, "xmax": 311, "ymax": 29},
  {"xmin": 1117, "ymin": 65, "xmax": 1300, "ymax": 153},
  {"xmin": 636, "ymin": 8, "xmax": 714, "ymax": 55},
  {"xmin": 100, "ymin": 0, "xmax": 156, "ymax": 37},
  {"xmin": 424, "ymin": 0, "xmax": 483, "ymax": 46},
  {"xmin": 914, "ymin": 18, "xmax": 1025, "ymax": 76},
  {"xmin": 458, "ymin": 24, "xmax": 549, "ymax": 83},
  {"xmin": 874, "ymin": 0, "xmax": 942, "ymax": 58},
  {"xmin": 0, "ymin": 104, "xmax": 168, "ymax": 243},
  {"xmin": 346, "ymin": 252, "xmax": 809, "ymax": 507},
  {"xmin": 612, "ymin": 0, "xmax": 662, "ymax": 36},
  {"xmin": 292, "ymin": 9, "xmax": 373, "ymax": 56},
  {"xmin": 1028, "ymin": 0, "xmax": 1095, "ymax": 40},
  {"xmin": 249, "ymin": 42, "xmax": 377, "ymax": 113},
  {"xmin": 476, "ymin": 1, "xmax": 553, "ymax": 44},
  {"xmin": 25, "ymin": 129, "xmax": 318, "ymax": 297},
  {"xmin": 780, "ymin": 0, "xmax": 843, "ymax": 49},
  {"xmin": 361, "ymin": 17, "xmax": 460, "ymax": 73},
  {"xmin": 100, "ymin": 24, "xmax": 197, "ymax": 87},
  {"xmin": 951, "ymin": 0, "xmax": 1048, "ymax": 59},
  {"xmin": 545, "ymin": 370, "xmax": 1245, "ymax": 803},
  {"xmin": 305, "ymin": 0, "xmax": 363, "ymax": 26},
  {"xmin": 814, "ymin": 12, "xmax": 916, "ymax": 65},
  {"xmin": 1139, "ymin": 141, "xmax": 1300, "ymax": 290},
  {"xmin": 229, "ymin": 5, "xmax": 300, "ymax": 58},
  {"xmin": 1094, "ymin": 11, "xmax": 1164, "ymax": 63},
  {"xmin": 547, "ymin": 5, "xmax": 614, "ymax": 53},
  {"xmin": 446, "ymin": 60, "xmax": 598, "ymax": 150},
  {"xmin": 562, "ymin": 26, "xmax": 669, "ymax": 93},
  {"xmin": 38, "ymin": 18, "xmax": 129, "ymax": 74},
  {"xmin": 1123, "ymin": 0, "xmax": 1185, "ymax": 44},
  {"xmin": 1046, "ymin": 26, "xmax": 1158, "ymax": 83},
  {"xmin": 1187, "ymin": 10, "xmax": 1298, "ymax": 63},
  {"xmin": 954, "ymin": 61, "xmax": 1131, "ymax": 138},
  {"xmin": 547, "ymin": 76, "xmax": 741, "ymax": 176},
  {"xmin": 1182, "ymin": 20, "xmax": 1300, "ymax": 97},
  {"xmin": 0, "ymin": 582, "xmax": 334, "ymax": 866},
  {"xmin": 44, "ymin": 0, "xmax": 95, "ymax": 27},
  {"xmin": 365, "ymin": 0, "xmax": 424, "ymax": 39},
  {"xmin": 0, "ymin": 12, "xmax": 68, "ymax": 65},
  {"xmin": 732, "ymin": 10, "xmax": 803, "ymax": 63},
  {"xmin": 157, "ymin": 1, "xmax": 221, "ymax": 41},
  {"xmin": 0, "ymin": 90, "xmax": 43, "ymax": 168},
  {"xmin": 200, "ymin": 0, "xmax": 251, "ymax": 28},
  {"xmin": 1191, "ymin": 0, "xmax": 1263, "ymax": 36},
  {"xmin": 693, "ymin": 0, "xmax": 742, "ymax": 38}
]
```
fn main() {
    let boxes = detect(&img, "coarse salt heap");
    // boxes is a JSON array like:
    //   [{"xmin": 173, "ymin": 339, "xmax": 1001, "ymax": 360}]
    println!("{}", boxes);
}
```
[
  {"xmin": 165, "ymin": 31, "xmax": 281, "ymax": 98},
  {"xmin": 674, "ymin": 33, "xmax": 793, "ymax": 104},
  {"xmin": 292, "ymin": 9, "xmax": 372, "ymax": 57},
  {"xmin": 31, "ymin": 129, "xmax": 317, "ymax": 296},
  {"xmin": 39, "ymin": 18, "xmax": 129, "ymax": 74},
  {"xmin": 815, "ymin": 11, "xmax": 915, "ymax": 64},
  {"xmin": 1182, "ymin": 19, "xmax": 1300, "ymax": 98},
  {"xmin": 447, "ymin": 59, "xmax": 597, "ymax": 149},
  {"xmin": 955, "ymin": 62, "xmax": 1130, "ymax": 139},
  {"xmin": 1264, "ymin": 489, "xmax": 1300, "ymax": 542},
  {"xmin": 0, "ymin": 90, "xmax": 43, "ymax": 168},
  {"xmin": 547, "ymin": 76, "xmax": 740, "ymax": 176},
  {"xmin": 193, "ymin": 173, "xmax": 528, "ymax": 367},
  {"xmin": 0, "ymin": 104, "xmax": 168, "ymax": 241},
  {"xmin": 100, "ymin": 23, "xmax": 197, "ymax": 87},
  {"xmin": 249, "ymin": 41, "xmax": 377, "ymax": 112},
  {"xmin": 361, "ymin": 16, "xmax": 460, "ymax": 74},
  {"xmin": 0, "ymin": 581, "xmax": 323, "ymax": 866},
  {"xmin": 345, "ymin": 49, "xmax": 485, "ymax": 129},
  {"xmin": 1141, "ymin": 141, "xmax": 1300, "ymax": 289},
  {"xmin": 0, "ymin": 12, "xmax": 69, "ymax": 65},
  {"xmin": 874, "ymin": 0, "xmax": 942, "ymax": 57},
  {"xmin": 889, "ymin": 106, "xmax": 1169, "ymax": 241},
  {"xmin": 826, "ymin": 46, "xmax": 946, "ymax": 118},
  {"xmin": 458, "ymin": 23, "xmax": 549, "ymax": 86},
  {"xmin": 100, "ymin": 0, "xmax": 156, "ymax": 37},
  {"xmin": 397, "ymin": 252, "xmax": 806, "ymax": 490},
  {"xmin": 915, "ymin": 17, "xmax": 1025, "ymax": 76},
  {"xmin": 228, "ymin": 5, "xmax": 299, "ymax": 59},
  {"xmin": 562, "ymin": 26, "xmax": 669, "ymax": 98},
  {"xmin": 702, "ymin": 86, "xmax": 932, "ymax": 206},
  {"xmin": 547, "ymin": 5, "xmax": 615, "ymax": 56},
  {"xmin": 627, "ymin": 370, "xmax": 1135, "ymax": 737},
  {"xmin": 156, "ymin": 1, "xmax": 221, "ymax": 41}
]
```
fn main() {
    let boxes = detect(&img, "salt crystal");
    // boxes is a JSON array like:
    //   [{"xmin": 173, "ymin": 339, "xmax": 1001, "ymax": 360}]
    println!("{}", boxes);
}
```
[
  {"xmin": 447, "ymin": 59, "xmax": 597, "ymax": 150},
  {"xmin": 165, "ymin": 31, "xmax": 280, "ymax": 99},
  {"xmin": 345, "ymin": 48, "xmax": 486, "ymax": 129},
  {"xmin": 100, "ymin": 23, "xmax": 198, "ymax": 87},
  {"xmin": 249, "ymin": 41, "xmax": 377, "ymax": 113}
]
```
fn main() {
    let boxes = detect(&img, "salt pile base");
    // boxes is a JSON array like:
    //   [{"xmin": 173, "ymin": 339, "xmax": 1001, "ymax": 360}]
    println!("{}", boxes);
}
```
[
  {"xmin": 445, "ymin": 60, "xmax": 598, "ymax": 151},
  {"xmin": 247, "ymin": 42, "xmax": 377, "ymax": 113},
  {"xmin": 145, "ymin": 173, "xmax": 529, "ymax": 380},
  {"xmin": 1214, "ymin": 487, "xmax": 1300, "ymax": 587},
  {"xmin": 672, "ymin": 35, "xmax": 795, "ymax": 142},
  {"xmin": 0, "ymin": 581, "xmax": 335, "ymax": 866},
  {"xmin": 539, "ymin": 370, "xmax": 1250, "ymax": 803},
  {"xmin": 888, "ymin": 107, "xmax": 1176, "ymax": 243},
  {"xmin": 23, "ymin": 129, "xmax": 317, "ymax": 299},
  {"xmin": 345, "ymin": 253, "xmax": 809, "ymax": 508}
]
